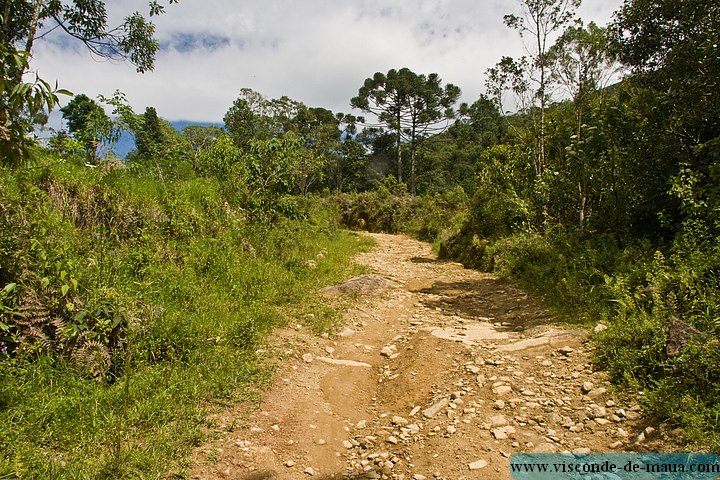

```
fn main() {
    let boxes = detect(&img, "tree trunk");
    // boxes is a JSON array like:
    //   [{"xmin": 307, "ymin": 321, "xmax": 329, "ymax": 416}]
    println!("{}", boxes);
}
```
[
  {"xmin": 20, "ymin": 0, "xmax": 44, "ymax": 78},
  {"xmin": 409, "ymin": 122, "xmax": 417, "ymax": 195},
  {"xmin": 396, "ymin": 127, "xmax": 403, "ymax": 183}
]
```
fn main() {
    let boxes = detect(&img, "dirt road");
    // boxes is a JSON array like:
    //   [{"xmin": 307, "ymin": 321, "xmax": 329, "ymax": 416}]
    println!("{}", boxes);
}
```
[{"xmin": 189, "ymin": 233, "xmax": 671, "ymax": 480}]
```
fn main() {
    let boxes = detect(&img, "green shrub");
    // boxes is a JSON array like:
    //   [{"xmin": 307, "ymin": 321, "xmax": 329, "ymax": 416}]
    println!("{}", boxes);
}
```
[{"xmin": 0, "ymin": 153, "xmax": 369, "ymax": 477}]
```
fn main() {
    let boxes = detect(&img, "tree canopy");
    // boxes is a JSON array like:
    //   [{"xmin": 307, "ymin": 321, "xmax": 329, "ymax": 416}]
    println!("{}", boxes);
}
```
[
  {"xmin": 351, "ymin": 67, "xmax": 460, "ymax": 193},
  {"xmin": 0, "ymin": 0, "xmax": 178, "ymax": 166}
]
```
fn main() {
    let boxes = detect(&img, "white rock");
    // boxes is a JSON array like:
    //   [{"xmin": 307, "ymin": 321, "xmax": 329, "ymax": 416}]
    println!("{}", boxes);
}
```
[
  {"xmin": 493, "ymin": 385, "xmax": 513, "ymax": 395},
  {"xmin": 490, "ymin": 415, "xmax": 508, "ymax": 427},
  {"xmin": 380, "ymin": 345, "xmax": 397, "ymax": 357},
  {"xmin": 588, "ymin": 404, "xmax": 607, "ymax": 418},
  {"xmin": 423, "ymin": 398, "xmax": 449, "ymax": 419},
  {"xmin": 315, "ymin": 357, "xmax": 372, "ymax": 368},
  {"xmin": 492, "ymin": 428, "xmax": 509, "ymax": 440},
  {"xmin": 468, "ymin": 459, "xmax": 488, "ymax": 470},
  {"xmin": 558, "ymin": 346, "xmax": 574, "ymax": 355},
  {"xmin": 338, "ymin": 327, "xmax": 355, "ymax": 337},
  {"xmin": 302, "ymin": 353, "xmax": 314, "ymax": 363},
  {"xmin": 392, "ymin": 416, "xmax": 409, "ymax": 426}
]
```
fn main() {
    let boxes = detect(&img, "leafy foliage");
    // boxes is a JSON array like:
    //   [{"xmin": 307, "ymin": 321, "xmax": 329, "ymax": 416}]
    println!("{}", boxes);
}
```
[
  {"xmin": 351, "ymin": 67, "xmax": 461, "ymax": 193},
  {"xmin": 0, "ymin": 153, "xmax": 370, "ymax": 477}
]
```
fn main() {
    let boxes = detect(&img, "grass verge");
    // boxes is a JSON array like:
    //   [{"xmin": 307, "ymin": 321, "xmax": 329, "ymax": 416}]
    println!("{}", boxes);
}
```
[{"xmin": 0, "ymin": 156, "xmax": 373, "ymax": 478}]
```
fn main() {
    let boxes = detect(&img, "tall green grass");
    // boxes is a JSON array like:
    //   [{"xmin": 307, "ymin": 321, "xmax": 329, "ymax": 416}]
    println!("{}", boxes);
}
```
[{"xmin": 0, "ymin": 155, "xmax": 372, "ymax": 478}]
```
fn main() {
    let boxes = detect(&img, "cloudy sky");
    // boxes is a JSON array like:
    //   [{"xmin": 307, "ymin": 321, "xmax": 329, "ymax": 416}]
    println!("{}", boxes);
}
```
[{"xmin": 31, "ymin": 0, "xmax": 624, "ymax": 126}]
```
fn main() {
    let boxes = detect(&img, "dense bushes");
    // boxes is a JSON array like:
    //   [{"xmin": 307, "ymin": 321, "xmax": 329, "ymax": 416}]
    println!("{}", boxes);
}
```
[
  {"xmin": 332, "ymin": 182, "xmax": 469, "ymax": 246},
  {"xmin": 440, "ymin": 208, "xmax": 720, "ymax": 449}
]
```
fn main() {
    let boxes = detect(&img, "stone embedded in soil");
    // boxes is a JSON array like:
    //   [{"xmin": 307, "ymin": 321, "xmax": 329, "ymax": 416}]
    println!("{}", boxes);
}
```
[
  {"xmin": 532, "ymin": 443, "xmax": 558, "ymax": 453},
  {"xmin": 594, "ymin": 323, "xmax": 608, "ymax": 333},
  {"xmin": 380, "ymin": 345, "xmax": 397, "ymax": 357},
  {"xmin": 588, "ymin": 404, "xmax": 607, "ymax": 418},
  {"xmin": 490, "ymin": 414, "xmax": 508, "ymax": 427},
  {"xmin": 315, "ymin": 356, "xmax": 372, "ymax": 368},
  {"xmin": 493, "ymin": 385, "xmax": 513, "ymax": 395},
  {"xmin": 338, "ymin": 327, "xmax": 355, "ymax": 337},
  {"xmin": 588, "ymin": 388, "xmax": 607, "ymax": 398},
  {"xmin": 302, "ymin": 353, "xmax": 314, "ymax": 363},
  {"xmin": 558, "ymin": 346, "xmax": 574, "ymax": 355},
  {"xmin": 492, "ymin": 428, "xmax": 509, "ymax": 440},
  {"xmin": 468, "ymin": 459, "xmax": 488, "ymax": 470},
  {"xmin": 423, "ymin": 398, "xmax": 449, "ymax": 418},
  {"xmin": 392, "ymin": 416, "xmax": 409, "ymax": 426}
]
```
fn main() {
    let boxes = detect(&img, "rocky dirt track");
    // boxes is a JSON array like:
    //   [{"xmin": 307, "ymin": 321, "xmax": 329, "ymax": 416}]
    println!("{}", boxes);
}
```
[{"xmin": 190, "ymin": 233, "xmax": 675, "ymax": 480}]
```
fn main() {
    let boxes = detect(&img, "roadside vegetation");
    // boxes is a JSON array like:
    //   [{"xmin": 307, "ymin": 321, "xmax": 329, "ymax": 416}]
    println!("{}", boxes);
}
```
[
  {"xmin": 1, "ymin": 0, "xmax": 719, "ymax": 477},
  {"xmin": 0, "ymin": 152, "xmax": 371, "ymax": 478}
]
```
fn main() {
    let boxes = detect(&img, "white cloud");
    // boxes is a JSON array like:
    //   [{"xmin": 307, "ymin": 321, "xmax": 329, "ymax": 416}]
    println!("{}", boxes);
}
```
[{"xmin": 31, "ymin": 0, "xmax": 624, "ymax": 125}]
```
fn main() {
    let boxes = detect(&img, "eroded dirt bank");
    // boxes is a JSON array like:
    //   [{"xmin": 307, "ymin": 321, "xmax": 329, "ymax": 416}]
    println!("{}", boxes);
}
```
[{"xmin": 189, "ymin": 233, "xmax": 673, "ymax": 480}]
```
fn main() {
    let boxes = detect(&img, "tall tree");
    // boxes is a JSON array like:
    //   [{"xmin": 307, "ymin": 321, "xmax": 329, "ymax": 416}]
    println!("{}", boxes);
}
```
[
  {"xmin": 456, "ymin": 95, "xmax": 505, "ymax": 149},
  {"xmin": 485, "ymin": 56, "xmax": 530, "ymax": 116},
  {"xmin": 135, "ymin": 106, "xmax": 163, "ymax": 159},
  {"xmin": 547, "ymin": 21, "xmax": 619, "ymax": 225},
  {"xmin": 351, "ymin": 67, "xmax": 460, "ymax": 194},
  {"xmin": 224, "ymin": 89, "xmax": 266, "ymax": 148},
  {"xmin": 0, "ymin": 0, "xmax": 178, "ymax": 166},
  {"xmin": 548, "ymin": 21, "xmax": 618, "ymax": 138},
  {"xmin": 1, "ymin": 0, "xmax": 178, "ymax": 75},
  {"xmin": 611, "ymin": 0, "xmax": 720, "ymax": 231},
  {"xmin": 59, "ymin": 93, "xmax": 114, "ymax": 162},
  {"xmin": 503, "ymin": 0, "xmax": 581, "ymax": 176}
]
